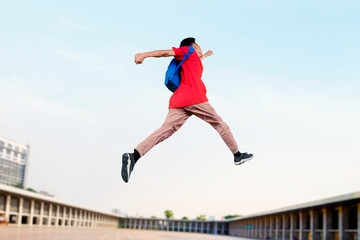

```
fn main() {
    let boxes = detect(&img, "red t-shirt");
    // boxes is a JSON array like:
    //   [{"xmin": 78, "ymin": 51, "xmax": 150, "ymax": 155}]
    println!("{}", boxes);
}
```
[{"xmin": 169, "ymin": 46, "xmax": 208, "ymax": 109}]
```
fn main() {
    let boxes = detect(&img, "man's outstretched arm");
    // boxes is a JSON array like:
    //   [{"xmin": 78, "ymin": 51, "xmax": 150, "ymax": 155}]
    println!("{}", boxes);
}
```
[
  {"xmin": 135, "ymin": 49, "xmax": 175, "ymax": 64},
  {"xmin": 199, "ymin": 50, "xmax": 214, "ymax": 61}
]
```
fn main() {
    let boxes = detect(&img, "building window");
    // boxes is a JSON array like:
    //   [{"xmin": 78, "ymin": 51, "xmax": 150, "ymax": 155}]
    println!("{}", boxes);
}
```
[
  {"xmin": 0, "ymin": 141, "xmax": 4, "ymax": 146},
  {"xmin": 7, "ymin": 144, "xmax": 12, "ymax": 149},
  {"xmin": 6, "ymin": 149, "xmax": 11, "ymax": 155}
]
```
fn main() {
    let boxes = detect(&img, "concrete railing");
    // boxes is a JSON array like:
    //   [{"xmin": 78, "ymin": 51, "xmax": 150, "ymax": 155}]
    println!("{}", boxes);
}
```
[
  {"xmin": 2, "ymin": 182, "xmax": 360, "ymax": 240},
  {"xmin": 119, "ymin": 217, "xmax": 228, "ymax": 235},
  {"xmin": 226, "ymin": 191, "xmax": 360, "ymax": 240},
  {"xmin": 0, "ymin": 184, "xmax": 118, "ymax": 228}
]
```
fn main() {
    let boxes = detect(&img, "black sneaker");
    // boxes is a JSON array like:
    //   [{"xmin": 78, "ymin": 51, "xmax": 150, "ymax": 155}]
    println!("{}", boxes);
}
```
[
  {"xmin": 121, "ymin": 153, "xmax": 136, "ymax": 183},
  {"xmin": 234, "ymin": 152, "xmax": 253, "ymax": 165}
]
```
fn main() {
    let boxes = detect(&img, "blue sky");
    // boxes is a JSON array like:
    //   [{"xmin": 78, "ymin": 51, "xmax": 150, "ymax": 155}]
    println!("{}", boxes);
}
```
[{"xmin": 1, "ymin": 1, "xmax": 360, "ymax": 219}]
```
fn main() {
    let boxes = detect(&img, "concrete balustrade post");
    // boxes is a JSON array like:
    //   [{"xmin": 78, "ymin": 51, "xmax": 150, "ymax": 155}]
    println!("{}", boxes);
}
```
[
  {"xmin": 213, "ymin": 222, "xmax": 217, "ymax": 234},
  {"xmin": 29, "ymin": 200, "xmax": 34, "ymax": 225},
  {"xmin": 252, "ymin": 219, "xmax": 255, "ymax": 238},
  {"xmin": 74, "ymin": 209, "xmax": 78, "ymax": 227},
  {"xmin": 299, "ymin": 211, "xmax": 305, "ymax": 240},
  {"xmin": 269, "ymin": 216, "xmax": 273, "ymax": 239},
  {"xmin": 258, "ymin": 218, "xmax": 262, "ymax": 239},
  {"xmin": 263, "ymin": 217, "xmax": 267, "ymax": 239},
  {"xmin": 309, "ymin": 210, "xmax": 314, "ymax": 240},
  {"xmin": 90, "ymin": 212, "xmax": 95, "ymax": 228},
  {"xmin": 339, "ymin": 206, "xmax": 344, "ymax": 240},
  {"xmin": 253, "ymin": 219, "xmax": 259, "ymax": 238},
  {"xmin": 290, "ymin": 213, "xmax": 295, "ymax": 240},
  {"xmin": 39, "ymin": 202, "xmax": 44, "ymax": 226},
  {"xmin": 265, "ymin": 218, "xmax": 268, "ymax": 239},
  {"xmin": 357, "ymin": 203, "xmax": 360, "ymax": 240},
  {"xmin": 18, "ymin": 198, "xmax": 23, "ymax": 225},
  {"xmin": 55, "ymin": 205, "xmax": 60, "ymax": 226},
  {"xmin": 5, "ymin": 195, "xmax": 11, "ymax": 220},
  {"xmin": 275, "ymin": 215, "xmax": 280, "ymax": 240},
  {"xmin": 322, "ymin": 208, "xmax": 331, "ymax": 240},
  {"xmin": 246, "ymin": 221, "xmax": 248, "ymax": 237},
  {"xmin": 48, "ymin": 204, "xmax": 52, "ymax": 226},
  {"xmin": 339, "ymin": 205, "xmax": 351, "ymax": 240},
  {"xmin": 282, "ymin": 214, "xmax": 286, "ymax": 240},
  {"xmin": 63, "ymin": 207, "xmax": 66, "ymax": 226},
  {"xmin": 248, "ymin": 220, "xmax": 251, "ymax": 238}
]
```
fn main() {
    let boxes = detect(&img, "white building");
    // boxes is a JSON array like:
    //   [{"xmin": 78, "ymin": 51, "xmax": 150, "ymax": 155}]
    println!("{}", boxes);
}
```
[{"xmin": 0, "ymin": 136, "xmax": 30, "ymax": 189}]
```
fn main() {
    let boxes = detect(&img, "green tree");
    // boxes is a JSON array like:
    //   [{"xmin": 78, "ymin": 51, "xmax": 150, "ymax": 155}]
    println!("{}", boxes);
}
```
[
  {"xmin": 151, "ymin": 216, "xmax": 157, "ymax": 219},
  {"xmin": 196, "ymin": 214, "xmax": 207, "ymax": 221},
  {"xmin": 224, "ymin": 214, "xmax": 242, "ymax": 220},
  {"xmin": 26, "ymin": 188, "xmax": 37, "ymax": 193},
  {"xmin": 182, "ymin": 216, "xmax": 189, "ymax": 220},
  {"xmin": 14, "ymin": 183, "xmax": 23, "ymax": 189},
  {"xmin": 164, "ymin": 210, "xmax": 174, "ymax": 219}
]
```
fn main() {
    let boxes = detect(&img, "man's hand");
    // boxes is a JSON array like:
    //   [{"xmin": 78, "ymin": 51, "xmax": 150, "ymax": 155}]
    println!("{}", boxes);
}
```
[
  {"xmin": 135, "ymin": 53, "xmax": 146, "ymax": 64},
  {"xmin": 204, "ymin": 50, "xmax": 213, "ymax": 58},
  {"xmin": 200, "ymin": 50, "xmax": 214, "ymax": 61}
]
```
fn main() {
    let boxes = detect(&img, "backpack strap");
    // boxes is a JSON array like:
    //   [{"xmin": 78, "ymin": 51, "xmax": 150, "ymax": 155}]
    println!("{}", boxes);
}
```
[
  {"xmin": 174, "ymin": 46, "xmax": 195, "ymax": 72},
  {"xmin": 187, "ymin": 46, "xmax": 195, "ymax": 55}
]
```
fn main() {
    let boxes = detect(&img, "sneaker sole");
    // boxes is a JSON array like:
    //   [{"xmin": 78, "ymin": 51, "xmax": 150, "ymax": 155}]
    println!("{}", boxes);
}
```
[
  {"xmin": 121, "ymin": 153, "xmax": 129, "ymax": 183},
  {"xmin": 235, "ymin": 156, "xmax": 253, "ymax": 165}
]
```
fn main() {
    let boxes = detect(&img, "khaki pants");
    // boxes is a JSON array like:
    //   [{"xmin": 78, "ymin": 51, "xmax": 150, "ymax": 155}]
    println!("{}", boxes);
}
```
[{"xmin": 136, "ymin": 101, "xmax": 239, "ymax": 156}]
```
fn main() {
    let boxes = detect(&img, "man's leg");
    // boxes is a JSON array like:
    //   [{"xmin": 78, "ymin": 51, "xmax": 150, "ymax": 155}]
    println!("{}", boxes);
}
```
[
  {"xmin": 184, "ymin": 102, "xmax": 238, "ymax": 153},
  {"xmin": 135, "ymin": 108, "xmax": 191, "ymax": 157},
  {"xmin": 121, "ymin": 108, "xmax": 191, "ymax": 183},
  {"xmin": 185, "ymin": 102, "xmax": 253, "ymax": 165}
]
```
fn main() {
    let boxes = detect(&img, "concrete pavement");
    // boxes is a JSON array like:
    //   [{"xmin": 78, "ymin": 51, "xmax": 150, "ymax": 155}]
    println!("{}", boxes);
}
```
[{"xmin": 0, "ymin": 226, "xmax": 247, "ymax": 240}]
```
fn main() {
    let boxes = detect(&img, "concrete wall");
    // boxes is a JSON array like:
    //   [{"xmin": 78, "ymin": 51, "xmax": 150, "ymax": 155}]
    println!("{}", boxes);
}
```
[
  {"xmin": 227, "ymin": 196, "xmax": 360, "ymax": 240},
  {"xmin": 0, "ymin": 184, "xmax": 118, "ymax": 228},
  {"xmin": 119, "ymin": 218, "xmax": 227, "ymax": 235},
  {"xmin": 2, "ymin": 182, "xmax": 360, "ymax": 240}
]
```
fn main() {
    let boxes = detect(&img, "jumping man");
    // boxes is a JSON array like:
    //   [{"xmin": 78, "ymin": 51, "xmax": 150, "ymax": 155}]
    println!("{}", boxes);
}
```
[{"xmin": 121, "ymin": 37, "xmax": 253, "ymax": 183}]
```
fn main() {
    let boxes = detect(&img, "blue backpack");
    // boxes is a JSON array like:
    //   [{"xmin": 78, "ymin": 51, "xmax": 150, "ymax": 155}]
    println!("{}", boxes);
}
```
[{"xmin": 165, "ymin": 46, "xmax": 195, "ymax": 92}]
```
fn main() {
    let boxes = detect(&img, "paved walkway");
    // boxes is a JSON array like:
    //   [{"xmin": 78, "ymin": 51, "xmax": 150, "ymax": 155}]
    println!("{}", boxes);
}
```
[{"xmin": 0, "ymin": 226, "xmax": 247, "ymax": 240}]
